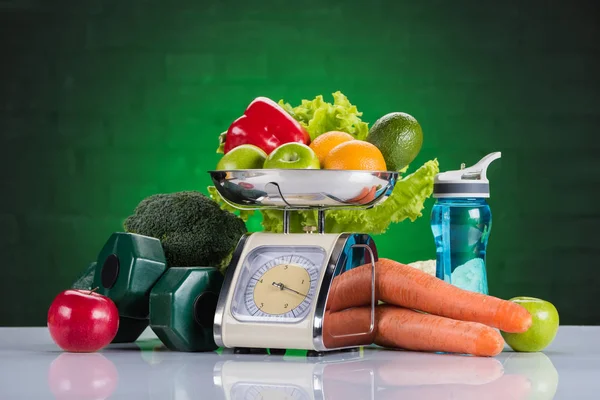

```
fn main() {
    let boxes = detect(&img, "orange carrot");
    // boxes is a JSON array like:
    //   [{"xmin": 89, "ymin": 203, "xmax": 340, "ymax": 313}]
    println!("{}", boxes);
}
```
[
  {"xmin": 322, "ymin": 307, "xmax": 375, "ymax": 349},
  {"xmin": 375, "ymin": 305, "xmax": 505, "ymax": 357},
  {"xmin": 326, "ymin": 258, "xmax": 532, "ymax": 333}
]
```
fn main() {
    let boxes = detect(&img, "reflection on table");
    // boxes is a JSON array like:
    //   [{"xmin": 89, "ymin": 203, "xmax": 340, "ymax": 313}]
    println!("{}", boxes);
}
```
[{"xmin": 38, "ymin": 339, "xmax": 559, "ymax": 400}]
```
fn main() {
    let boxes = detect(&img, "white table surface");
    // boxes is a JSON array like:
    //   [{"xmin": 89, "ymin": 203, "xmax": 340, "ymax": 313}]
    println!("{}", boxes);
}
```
[{"xmin": 0, "ymin": 326, "xmax": 597, "ymax": 399}]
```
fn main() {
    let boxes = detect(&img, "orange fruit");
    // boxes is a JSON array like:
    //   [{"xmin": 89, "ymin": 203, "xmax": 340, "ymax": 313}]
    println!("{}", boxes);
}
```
[
  {"xmin": 309, "ymin": 131, "xmax": 355, "ymax": 166},
  {"xmin": 324, "ymin": 141, "xmax": 387, "ymax": 171}
]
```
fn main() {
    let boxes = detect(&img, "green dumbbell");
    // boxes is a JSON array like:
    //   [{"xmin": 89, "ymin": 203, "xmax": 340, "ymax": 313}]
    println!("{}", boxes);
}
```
[
  {"xmin": 71, "ymin": 260, "xmax": 152, "ymax": 343},
  {"xmin": 111, "ymin": 316, "xmax": 150, "ymax": 343},
  {"xmin": 92, "ymin": 232, "xmax": 167, "ymax": 320},
  {"xmin": 149, "ymin": 267, "xmax": 224, "ymax": 352},
  {"xmin": 71, "ymin": 261, "xmax": 97, "ymax": 290}
]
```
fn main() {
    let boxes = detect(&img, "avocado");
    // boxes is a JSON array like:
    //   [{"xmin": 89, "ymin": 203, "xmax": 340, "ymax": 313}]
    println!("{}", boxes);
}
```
[{"xmin": 366, "ymin": 112, "xmax": 423, "ymax": 171}]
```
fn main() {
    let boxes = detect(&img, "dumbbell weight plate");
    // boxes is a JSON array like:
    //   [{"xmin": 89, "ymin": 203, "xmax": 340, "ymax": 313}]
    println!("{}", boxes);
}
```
[
  {"xmin": 111, "ymin": 316, "xmax": 150, "ymax": 343},
  {"xmin": 92, "ymin": 233, "xmax": 167, "ymax": 319},
  {"xmin": 71, "ymin": 262, "xmax": 97, "ymax": 290},
  {"xmin": 71, "ymin": 260, "xmax": 150, "ymax": 343},
  {"xmin": 149, "ymin": 267, "xmax": 224, "ymax": 352}
]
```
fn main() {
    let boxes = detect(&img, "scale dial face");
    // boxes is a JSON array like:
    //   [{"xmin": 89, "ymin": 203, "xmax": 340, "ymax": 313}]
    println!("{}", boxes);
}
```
[{"xmin": 231, "ymin": 246, "xmax": 326, "ymax": 324}]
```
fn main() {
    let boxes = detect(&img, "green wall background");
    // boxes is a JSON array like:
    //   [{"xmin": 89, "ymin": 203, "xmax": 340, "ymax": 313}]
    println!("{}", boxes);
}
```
[{"xmin": 1, "ymin": 0, "xmax": 599, "ymax": 326}]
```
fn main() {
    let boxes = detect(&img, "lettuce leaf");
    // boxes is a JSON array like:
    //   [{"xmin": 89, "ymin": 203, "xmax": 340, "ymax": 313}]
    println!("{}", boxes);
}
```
[
  {"xmin": 278, "ymin": 91, "xmax": 369, "ymax": 141},
  {"xmin": 207, "ymin": 186, "xmax": 255, "ymax": 222},
  {"xmin": 207, "ymin": 159, "xmax": 438, "ymax": 235},
  {"xmin": 324, "ymin": 158, "xmax": 439, "ymax": 234},
  {"xmin": 216, "ymin": 131, "xmax": 226, "ymax": 154}
]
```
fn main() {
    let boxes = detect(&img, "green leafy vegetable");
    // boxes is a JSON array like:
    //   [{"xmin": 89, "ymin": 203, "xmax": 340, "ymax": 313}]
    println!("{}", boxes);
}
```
[
  {"xmin": 216, "ymin": 131, "xmax": 227, "ymax": 154},
  {"xmin": 207, "ymin": 186, "xmax": 255, "ymax": 222},
  {"xmin": 323, "ymin": 159, "xmax": 439, "ymax": 233},
  {"xmin": 278, "ymin": 91, "xmax": 369, "ymax": 141},
  {"xmin": 207, "ymin": 159, "xmax": 438, "ymax": 234}
]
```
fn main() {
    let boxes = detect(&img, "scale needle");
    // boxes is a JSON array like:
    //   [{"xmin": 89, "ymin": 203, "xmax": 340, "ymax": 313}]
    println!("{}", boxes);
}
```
[{"xmin": 272, "ymin": 282, "xmax": 307, "ymax": 297}]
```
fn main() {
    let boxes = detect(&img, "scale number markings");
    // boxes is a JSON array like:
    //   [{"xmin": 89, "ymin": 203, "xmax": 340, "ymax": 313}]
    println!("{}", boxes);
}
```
[{"xmin": 245, "ymin": 255, "xmax": 319, "ymax": 320}]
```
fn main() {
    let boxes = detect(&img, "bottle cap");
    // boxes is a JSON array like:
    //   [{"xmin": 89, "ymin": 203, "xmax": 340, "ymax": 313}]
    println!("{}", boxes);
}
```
[{"xmin": 433, "ymin": 152, "xmax": 501, "ymax": 198}]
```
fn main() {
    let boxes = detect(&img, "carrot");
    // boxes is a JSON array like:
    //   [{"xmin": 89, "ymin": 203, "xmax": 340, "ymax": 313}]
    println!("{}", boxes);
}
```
[
  {"xmin": 326, "ymin": 258, "xmax": 532, "ymax": 333},
  {"xmin": 322, "ymin": 307, "xmax": 375, "ymax": 349},
  {"xmin": 321, "ymin": 304, "xmax": 505, "ymax": 357},
  {"xmin": 374, "ymin": 305, "xmax": 505, "ymax": 357}
]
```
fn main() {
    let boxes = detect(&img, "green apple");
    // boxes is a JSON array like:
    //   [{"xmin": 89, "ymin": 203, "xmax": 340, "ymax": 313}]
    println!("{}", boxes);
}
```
[
  {"xmin": 263, "ymin": 143, "xmax": 320, "ymax": 169},
  {"xmin": 216, "ymin": 144, "xmax": 267, "ymax": 170},
  {"xmin": 501, "ymin": 297, "xmax": 559, "ymax": 352}
]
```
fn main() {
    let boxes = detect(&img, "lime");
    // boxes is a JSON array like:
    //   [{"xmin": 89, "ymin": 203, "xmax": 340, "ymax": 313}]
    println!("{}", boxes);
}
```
[{"xmin": 366, "ymin": 112, "xmax": 423, "ymax": 171}]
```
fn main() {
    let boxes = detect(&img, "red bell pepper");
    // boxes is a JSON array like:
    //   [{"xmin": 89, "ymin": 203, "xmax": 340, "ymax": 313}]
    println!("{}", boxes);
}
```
[{"xmin": 222, "ymin": 97, "xmax": 310, "ymax": 155}]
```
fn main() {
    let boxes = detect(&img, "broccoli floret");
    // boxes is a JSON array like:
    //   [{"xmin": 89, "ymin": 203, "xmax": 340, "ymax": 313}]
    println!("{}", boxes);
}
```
[{"xmin": 123, "ymin": 191, "xmax": 247, "ymax": 272}]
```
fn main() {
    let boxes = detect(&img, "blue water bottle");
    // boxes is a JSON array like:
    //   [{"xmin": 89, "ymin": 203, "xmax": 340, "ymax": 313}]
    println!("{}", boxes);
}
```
[{"xmin": 431, "ymin": 152, "xmax": 501, "ymax": 295}]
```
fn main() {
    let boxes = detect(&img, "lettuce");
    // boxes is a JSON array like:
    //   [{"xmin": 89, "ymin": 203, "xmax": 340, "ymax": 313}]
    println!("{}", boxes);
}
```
[
  {"xmin": 207, "ymin": 186, "xmax": 255, "ymax": 222},
  {"xmin": 278, "ymin": 91, "xmax": 369, "ymax": 141},
  {"xmin": 207, "ymin": 159, "xmax": 438, "ymax": 234}
]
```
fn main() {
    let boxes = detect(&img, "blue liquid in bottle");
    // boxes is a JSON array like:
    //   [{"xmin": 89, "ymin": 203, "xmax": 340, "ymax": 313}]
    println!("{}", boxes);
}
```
[{"xmin": 431, "ymin": 198, "xmax": 492, "ymax": 294}]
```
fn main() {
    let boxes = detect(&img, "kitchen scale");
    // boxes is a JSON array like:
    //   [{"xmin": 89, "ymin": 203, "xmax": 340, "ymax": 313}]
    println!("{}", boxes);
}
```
[{"xmin": 209, "ymin": 169, "xmax": 398, "ymax": 354}]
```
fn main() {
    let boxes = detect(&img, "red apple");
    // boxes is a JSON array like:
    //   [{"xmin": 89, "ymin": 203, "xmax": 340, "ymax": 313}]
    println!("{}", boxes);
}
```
[{"xmin": 47, "ymin": 289, "xmax": 119, "ymax": 352}]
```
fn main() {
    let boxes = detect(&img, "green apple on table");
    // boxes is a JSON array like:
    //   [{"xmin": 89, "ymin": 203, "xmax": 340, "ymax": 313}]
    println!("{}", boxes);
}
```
[
  {"xmin": 216, "ymin": 144, "xmax": 267, "ymax": 170},
  {"xmin": 263, "ymin": 143, "xmax": 320, "ymax": 169},
  {"xmin": 501, "ymin": 297, "xmax": 559, "ymax": 352}
]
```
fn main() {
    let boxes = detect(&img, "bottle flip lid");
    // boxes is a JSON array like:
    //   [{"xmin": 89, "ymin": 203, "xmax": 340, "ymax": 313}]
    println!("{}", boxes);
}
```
[{"xmin": 433, "ymin": 152, "xmax": 501, "ymax": 198}]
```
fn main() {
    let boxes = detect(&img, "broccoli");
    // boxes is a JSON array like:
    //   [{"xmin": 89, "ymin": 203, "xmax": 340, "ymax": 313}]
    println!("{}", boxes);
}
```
[{"xmin": 123, "ymin": 191, "xmax": 247, "ymax": 272}]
